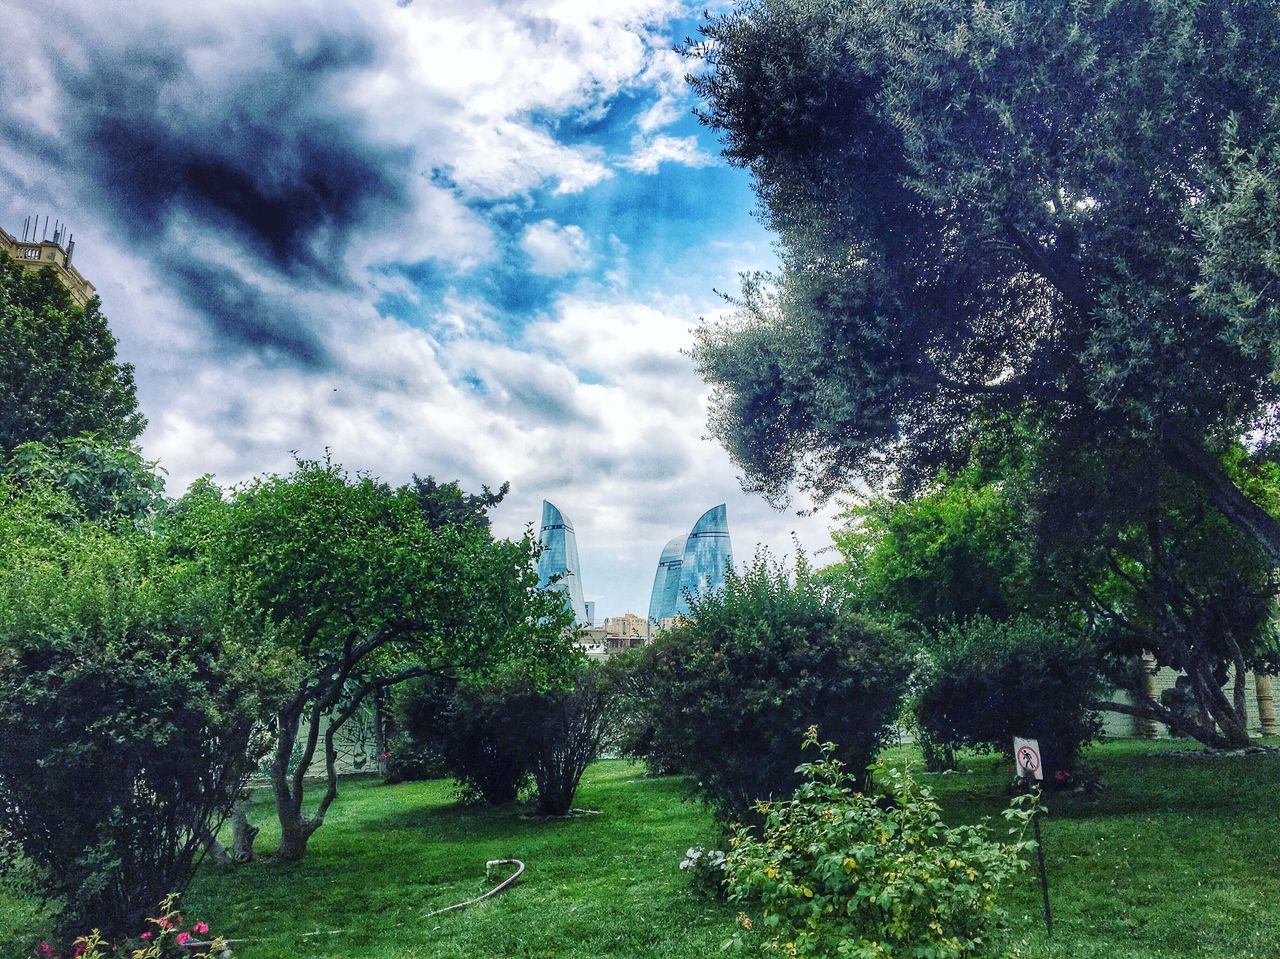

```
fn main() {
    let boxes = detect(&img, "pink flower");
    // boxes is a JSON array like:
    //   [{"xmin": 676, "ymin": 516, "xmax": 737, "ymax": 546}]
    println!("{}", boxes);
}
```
[
  {"xmin": 37, "ymin": 942, "xmax": 57, "ymax": 959},
  {"xmin": 379, "ymin": 752, "xmax": 391, "ymax": 760},
  {"xmin": 72, "ymin": 944, "xmax": 86, "ymax": 958},
  {"xmin": 192, "ymin": 922, "xmax": 209, "ymax": 935},
  {"xmin": 176, "ymin": 933, "xmax": 191, "ymax": 945},
  {"xmin": 139, "ymin": 932, "xmax": 152, "ymax": 941},
  {"xmin": 156, "ymin": 917, "xmax": 172, "ymax": 930}
]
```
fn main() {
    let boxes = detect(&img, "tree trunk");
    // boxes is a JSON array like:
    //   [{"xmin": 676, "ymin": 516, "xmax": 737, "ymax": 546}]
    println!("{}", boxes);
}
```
[
  {"xmin": 1163, "ymin": 428, "xmax": 1280, "ymax": 567},
  {"xmin": 1256, "ymin": 673, "xmax": 1277, "ymax": 737},
  {"xmin": 229, "ymin": 793, "xmax": 259, "ymax": 862},
  {"xmin": 373, "ymin": 687, "xmax": 388, "ymax": 778}
]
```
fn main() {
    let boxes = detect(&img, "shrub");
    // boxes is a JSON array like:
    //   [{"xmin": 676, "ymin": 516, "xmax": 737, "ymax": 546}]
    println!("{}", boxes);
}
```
[
  {"xmin": 0, "ymin": 485, "xmax": 271, "ymax": 940},
  {"xmin": 635, "ymin": 551, "xmax": 911, "ymax": 826},
  {"xmin": 391, "ymin": 674, "xmax": 530, "ymax": 804},
  {"xmin": 391, "ymin": 661, "xmax": 616, "ymax": 815},
  {"xmin": 33, "ymin": 894, "xmax": 229, "ymax": 959},
  {"xmin": 521, "ymin": 662, "xmax": 618, "ymax": 816},
  {"xmin": 914, "ymin": 617, "xmax": 1105, "ymax": 780},
  {"xmin": 724, "ymin": 730, "xmax": 1037, "ymax": 959}
]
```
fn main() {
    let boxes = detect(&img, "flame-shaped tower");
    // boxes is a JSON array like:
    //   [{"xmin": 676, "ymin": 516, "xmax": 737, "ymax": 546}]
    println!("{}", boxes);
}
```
[{"xmin": 536, "ymin": 500, "xmax": 589, "ymax": 625}]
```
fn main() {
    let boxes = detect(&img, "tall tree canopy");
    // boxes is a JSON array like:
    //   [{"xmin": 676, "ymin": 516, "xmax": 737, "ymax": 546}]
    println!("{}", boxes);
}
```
[
  {"xmin": 689, "ymin": 0, "xmax": 1280, "ymax": 562},
  {"xmin": 0, "ymin": 257, "xmax": 144, "ymax": 452},
  {"xmin": 174, "ymin": 458, "xmax": 575, "ymax": 861}
]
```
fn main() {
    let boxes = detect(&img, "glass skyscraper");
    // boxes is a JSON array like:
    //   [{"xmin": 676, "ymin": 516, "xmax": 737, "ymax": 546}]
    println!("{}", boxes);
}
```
[
  {"xmin": 536, "ymin": 500, "xmax": 589, "ymax": 625},
  {"xmin": 648, "ymin": 504, "xmax": 733, "ymax": 622},
  {"xmin": 647, "ymin": 535, "xmax": 685, "ymax": 624}
]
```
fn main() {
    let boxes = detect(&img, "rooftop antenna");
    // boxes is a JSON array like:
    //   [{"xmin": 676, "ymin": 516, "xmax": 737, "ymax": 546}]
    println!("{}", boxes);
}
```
[
  {"xmin": 65, "ymin": 234, "xmax": 75, "ymax": 265},
  {"xmin": 41, "ymin": 215, "xmax": 48, "ymax": 242},
  {"xmin": 21, "ymin": 216, "xmax": 29, "ymax": 242}
]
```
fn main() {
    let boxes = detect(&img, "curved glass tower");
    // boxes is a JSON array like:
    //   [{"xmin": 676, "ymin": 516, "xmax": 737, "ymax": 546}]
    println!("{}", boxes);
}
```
[
  {"xmin": 672, "ymin": 504, "xmax": 733, "ymax": 617},
  {"xmin": 536, "ymin": 500, "xmax": 589, "ymax": 625},
  {"xmin": 647, "ymin": 536, "xmax": 685, "ymax": 623}
]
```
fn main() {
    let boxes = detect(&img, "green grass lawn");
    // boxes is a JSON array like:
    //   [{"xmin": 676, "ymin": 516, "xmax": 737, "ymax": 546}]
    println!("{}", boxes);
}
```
[{"xmin": 3, "ymin": 740, "xmax": 1279, "ymax": 957}]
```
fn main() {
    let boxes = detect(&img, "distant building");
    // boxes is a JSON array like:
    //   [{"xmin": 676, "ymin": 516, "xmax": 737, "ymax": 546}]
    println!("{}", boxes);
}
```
[
  {"xmin": 648, "ymin": 504, "xmax": 734, "ymax": 622},
  {"xmin": 536, "ymin": 500, "xmax": 590, "ymax": 626},
  {"xmin": 647, "ymin": 536, "xmax": 685, "ymax": 623},
  {"xmin": 1, "ymin": 218, "xmax": 95, "ymax": 306}
]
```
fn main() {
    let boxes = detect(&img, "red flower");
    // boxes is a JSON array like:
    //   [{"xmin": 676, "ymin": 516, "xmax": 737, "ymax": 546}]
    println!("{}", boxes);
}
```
[
  {"xmin": 36, "ymin": 942, "xmax": 57, "ymax": 959},
  {"xmin": 176, "ymin": 933, "xmax": 191, "ymax": 945},
  {"xmin": 192, "ymin": 921, "xmax": 209, "ymax": 935},
  {"xmin": 139, "ymin": 932, "xmax": 152, "ymax": 941}
]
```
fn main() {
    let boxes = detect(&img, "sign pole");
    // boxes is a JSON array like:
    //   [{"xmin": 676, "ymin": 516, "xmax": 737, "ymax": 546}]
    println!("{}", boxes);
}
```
[
  {"xmin": 1013, "ymin": 737, "xmax": 1051, "ymax": 937},
  {"xmin": 1031, "ymin": 783, "xmax": 1051, "ymax": 937}
]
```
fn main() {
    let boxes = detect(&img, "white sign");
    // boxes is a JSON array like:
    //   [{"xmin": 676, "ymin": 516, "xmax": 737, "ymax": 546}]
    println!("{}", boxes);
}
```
[{"xmin": 1014, "ymin": 737, "xmax": 1043, "ymax": 781}]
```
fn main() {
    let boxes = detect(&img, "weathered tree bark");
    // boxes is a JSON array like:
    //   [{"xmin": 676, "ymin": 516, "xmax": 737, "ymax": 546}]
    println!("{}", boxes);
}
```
[
  {"xmin": 1256, "ymin": 673, "xmax": 1277, "ymax": 737},
  {"xmin": 229, "ymin": 793, "xmax": 258, "ymax": 862},
  {"xmin": 1162, "ymin": 428, "xmax": 1280, "ymax": 568},
  {"xmin": 373, "ymin": 687, "xmax": 388, "ymax": 778}
]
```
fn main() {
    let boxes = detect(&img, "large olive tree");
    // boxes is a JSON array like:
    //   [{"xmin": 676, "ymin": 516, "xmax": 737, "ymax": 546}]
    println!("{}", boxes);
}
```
[{"xmin": 690, "ymin": 0, "xmax": 1280, "ymax": 563}]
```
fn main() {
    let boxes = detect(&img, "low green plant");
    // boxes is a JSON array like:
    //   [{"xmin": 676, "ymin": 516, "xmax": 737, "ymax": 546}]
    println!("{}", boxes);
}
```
[
  {"xmin": 32, "ymin": 894, "xmax": 227, "ymax": 959},
  {"xmin": 723, "ymin": 728, "xmax": 1038, "ymax": 959},
  {"xmin": 914, "ymin": 617, "xmax": 1104, "ymax": 780},
  {"xmin": 679, "ymin": 847, "xmax": 729, "ymax": 899}
]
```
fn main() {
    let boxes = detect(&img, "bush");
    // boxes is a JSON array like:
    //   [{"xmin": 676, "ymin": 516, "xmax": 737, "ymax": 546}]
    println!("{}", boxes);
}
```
[
  {"xmin": 391, "ymin": 674, "xmax": 530, "ymax": 804},
  {"xmin": 634, "ymin": 551, "xmax": 911, "ymax": 826},
  {"xmin": 914, "ymin": 617, "xmax": 1104, "ymax": 780},
  {"xmin": 32, "ymin": 895, "xmax": 229, "ymax": 959},
  {"xmin": 724, "ymin": 729, "xmax": 1037, "ymax": 959},
  {"xmin": 0, "ymin": 485, "xmax": 271, "ymax": 941},
  {"xmin": 392, "ymin": 662, "xmax": 617, "ymax": 814},
  {"xmin": 521, "ymin": 663, "xmax": 617, "ymax": 816}
]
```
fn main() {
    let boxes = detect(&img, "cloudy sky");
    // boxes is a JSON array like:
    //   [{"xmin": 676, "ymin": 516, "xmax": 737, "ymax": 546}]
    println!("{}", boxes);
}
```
[{"xmin": 2, "ymin": 0, "xmax": 839, "ymax": 615}]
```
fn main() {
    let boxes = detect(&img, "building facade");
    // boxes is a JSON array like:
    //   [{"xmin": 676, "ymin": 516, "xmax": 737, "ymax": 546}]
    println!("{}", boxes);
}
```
[
  {"xmin": 1, "ymin": 220, "xmax": 95, "ymax": 306},
  {"xmin": 536, "ymin": 499, "xmax": 590, "ymax": 626},
  {"xmin": 648, "ymin": 504, "xmax": 734, "ymax": 622}
]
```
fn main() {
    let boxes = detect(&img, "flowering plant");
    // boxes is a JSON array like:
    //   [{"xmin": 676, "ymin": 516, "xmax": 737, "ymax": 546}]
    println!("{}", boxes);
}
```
[
  {"xmin": 722, "ymin": 728, "xmax": 1040, "ymax": 959},
  {"xmin": 679, "ymin": 846, "xmax": 728, "ymax": 898},
  {"xmin": 34, "ymin": 896, "xmax": 229, "ymax": 959}
]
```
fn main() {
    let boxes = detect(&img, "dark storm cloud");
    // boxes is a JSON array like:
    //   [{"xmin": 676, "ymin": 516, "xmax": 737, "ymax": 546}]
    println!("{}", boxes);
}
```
[
  {"xmin": 161, "ymin": 256, "xmax": 328, "ymax": 366},
  {"xmin": 34, "ymin": 32, "xmax": 413, "ymax": 366}
]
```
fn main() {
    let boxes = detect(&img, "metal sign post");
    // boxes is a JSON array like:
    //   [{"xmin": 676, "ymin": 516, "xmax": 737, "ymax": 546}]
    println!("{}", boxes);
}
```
[{"xmin": 1014, "ymin": 737, "xmax": 1051, "ymax": 936}]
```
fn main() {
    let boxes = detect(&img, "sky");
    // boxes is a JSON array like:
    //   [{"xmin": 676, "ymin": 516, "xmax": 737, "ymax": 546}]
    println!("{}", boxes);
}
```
[{"xmin": 1, "ymin": 0, "xmax": 842, "ymax": 616}]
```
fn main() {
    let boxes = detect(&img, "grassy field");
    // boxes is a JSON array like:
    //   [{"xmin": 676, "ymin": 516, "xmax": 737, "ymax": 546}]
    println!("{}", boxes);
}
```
[{"xmin": 3, "ymin": 740, "xmax": 1279, "ymax": 957}]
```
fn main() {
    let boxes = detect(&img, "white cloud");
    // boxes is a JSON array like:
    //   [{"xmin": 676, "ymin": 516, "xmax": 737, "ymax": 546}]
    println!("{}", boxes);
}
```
[
  {"xmin": 0, "ymin": 0, "xmax": 837, "ymax": 616},
  {"xmin": 520, "ymin": 220, "xmax": 593, "ymax": 276},
  {"xmin": 621, "ymin": 133, "xmax": 717, "ymax": 174}
]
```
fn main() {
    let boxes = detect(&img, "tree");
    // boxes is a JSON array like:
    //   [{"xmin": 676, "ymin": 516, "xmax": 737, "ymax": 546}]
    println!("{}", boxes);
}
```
[
  {"xmin": 635, "ymin": 551, "xmax": 910, "ymax": 826},
  {"xmin": 688, "ymin": 0, "xmax": 1280, "ymax": 566},
  {"xmin": 4, "ymin": 432, "xmax": 165, "ymax": 524},
  {"xmin": 0, "ymin": 481, "xmax": 269, "ymax": 941},
  {"xmin": 914, "ymin": 617, "xmax": 1105, "ymax": 779},
  {"xmin": 0, "ymin": 257, "xmax": 144, "ymax": 453},
  {"xmin": 828, "ymin": 437, "xmax": 1280, "ymax": 748},
  {"xmin": 176, "ymin": 458, "xmax": 575, "ymax": 861}
]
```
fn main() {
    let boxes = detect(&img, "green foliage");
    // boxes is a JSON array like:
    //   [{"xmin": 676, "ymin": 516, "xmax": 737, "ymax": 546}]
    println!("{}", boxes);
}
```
[
  {"xmin": 4, "ymin": 433, "xmax": 165, "ymax": 523},
  {"xmin": 393, "ymin": 673, "xmax": 532, "ymax": 805},
  {"xmin": 688, "ymin": 0, "xmax": 1280, "ymax": 564},
  {"xmin": 830, "ymin": 464, "xmax": 1039, "ymax": 630},
  {"xmin": 0, "ymin": 485, "xmax": 271, "ymax": 940},
  {"xmin": 392, "ymin": 662, "xmax": 617, "ymax": 815},
  {"xmin": 723, "ymin": 731, "xmax": 1036, "ymax": 959},
  {"xmin": 634, "ymin": 551, "xmax": 910, "ymax": 826},
  {"xmin": 914, "ymin": 618, "xmax": 1105, "ymax": 778},
  {"xmin": 0, "ymin": 256, "xmax": 143, "ymax": 453},
  {"xmin": 172, "ymin": 456, "xmax": 576, "ymax": 859}
]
